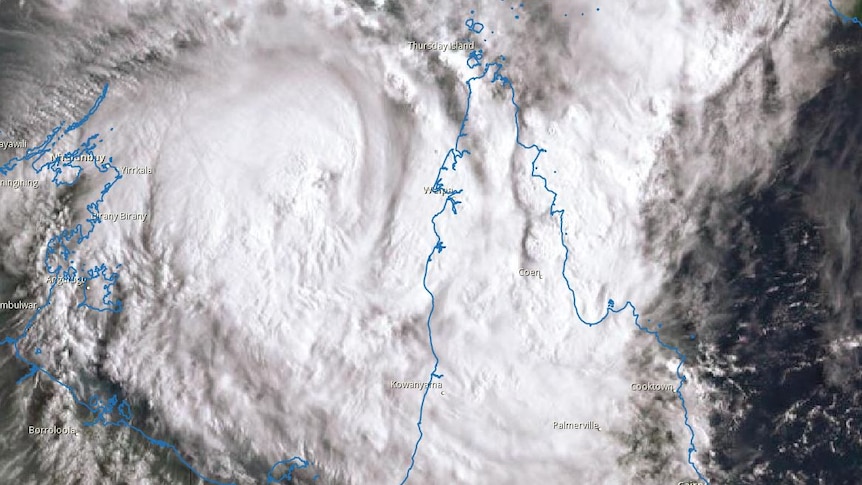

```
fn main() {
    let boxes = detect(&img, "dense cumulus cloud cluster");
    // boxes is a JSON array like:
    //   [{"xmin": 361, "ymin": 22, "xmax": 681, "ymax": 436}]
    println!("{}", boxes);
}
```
[{"xmin": 0, "ymin": 0, "xmax": 853, "ymax": 484}]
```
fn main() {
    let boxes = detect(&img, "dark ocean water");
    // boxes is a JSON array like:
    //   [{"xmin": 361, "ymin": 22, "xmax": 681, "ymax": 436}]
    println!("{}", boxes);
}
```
[
  {"xmin": 649, "ymin": 21, "xmax": 862, "ymax": 484},
  {"xmin": 1, "ymin": 1, "xmax": 859, "ymax": 484}
]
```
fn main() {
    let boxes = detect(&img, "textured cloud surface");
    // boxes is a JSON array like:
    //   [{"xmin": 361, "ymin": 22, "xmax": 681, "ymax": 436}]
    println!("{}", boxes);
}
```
[{"xmin": 0, "ymin": 1, "xmax": 845, "ymax": 484}]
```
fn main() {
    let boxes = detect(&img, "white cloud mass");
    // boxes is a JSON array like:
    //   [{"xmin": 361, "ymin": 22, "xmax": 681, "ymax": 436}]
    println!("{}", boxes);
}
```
[{"xmin": 0, "ymin": 0, "xmax": 837, "ymax": 484}]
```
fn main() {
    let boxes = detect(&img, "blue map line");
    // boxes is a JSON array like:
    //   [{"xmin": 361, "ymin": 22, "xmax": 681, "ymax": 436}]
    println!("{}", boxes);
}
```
[
  {"xmin": 398, "ymin": 45, "xmax": 483, "ymax": 485},
  {"xmin": 0, "ymin": 84, "xmax": 313, "ymax": 484},
  {"xmin": 829, "ymin": 0, "xmax": 862, "ymax": 27},
  {"xmin": 267, "ymin": 457, "xmax": 313, "ymax": 483},
  {"xmin": 400, "ymin": 16, "xmax": 709, "ymax": 484},
  {"xmin": 510, "ymin": 54, "xmax": 711, "ymax": 485}
]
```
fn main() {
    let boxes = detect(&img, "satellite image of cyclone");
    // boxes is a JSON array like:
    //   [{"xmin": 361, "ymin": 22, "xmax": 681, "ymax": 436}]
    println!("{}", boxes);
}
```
[{"xmin": 0, "ymin": 0, "xmax": 859, "ymax": 484}]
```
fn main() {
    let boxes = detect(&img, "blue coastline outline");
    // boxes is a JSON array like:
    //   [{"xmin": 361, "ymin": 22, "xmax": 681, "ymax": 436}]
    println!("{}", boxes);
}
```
[
  {"xmin": 829, "ymin": 0, "xmax": 862, "ymax": 27},
  {"xmin": 0, "ymin": 84, "xmax": 314, "ymax": 484},
  {"xmin": 400, "ymin": 16, "xmax": 710, "ymax": 485},
  {"xmin": 4, "ymin": 4, "xmax": 853, "ymax": 484}
]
